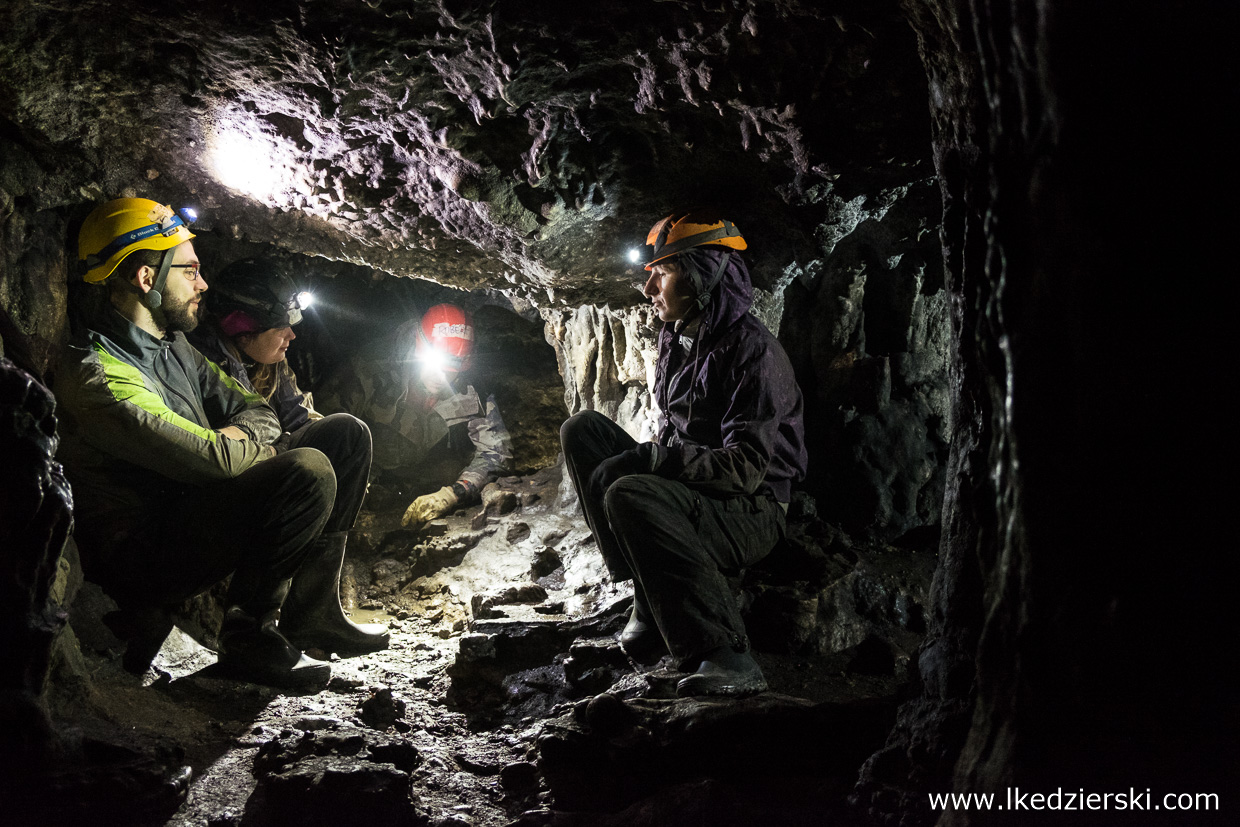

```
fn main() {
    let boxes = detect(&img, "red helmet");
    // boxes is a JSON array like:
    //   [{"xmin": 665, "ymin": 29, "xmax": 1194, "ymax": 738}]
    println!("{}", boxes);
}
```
[{"xmin": 415, "ymin": 304, "xmax": 474, "ymax": 373}]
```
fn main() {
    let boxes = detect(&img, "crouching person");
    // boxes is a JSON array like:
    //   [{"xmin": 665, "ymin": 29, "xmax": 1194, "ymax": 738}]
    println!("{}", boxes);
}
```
[
  {"xmin": 561, "ymin": 211, "xmax": 807, "ymax": 698},
  {"xmin": 57, "ymin": 199, "xmax": 364, "ymax": 689},
  {"xmin": 316, "ymin": 303, "xmax": 513, "ymax": 527},
  {"xmin": 188, "ymin": 256, "xmax": 388, "ymax": 658}
]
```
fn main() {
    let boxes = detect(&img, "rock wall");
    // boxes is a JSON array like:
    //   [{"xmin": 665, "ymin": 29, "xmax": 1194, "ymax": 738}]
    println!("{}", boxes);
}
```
[
  {"xmin": 854, "ymin": 2, "xmax": 1237, "ymax": 824},
  {"xmin": 0, "ymin": 335, "xmax": 74, "ymax": 782},
  {"xmin": 542, "ymin": 304, "xmax": 660, "ymax": 441}
]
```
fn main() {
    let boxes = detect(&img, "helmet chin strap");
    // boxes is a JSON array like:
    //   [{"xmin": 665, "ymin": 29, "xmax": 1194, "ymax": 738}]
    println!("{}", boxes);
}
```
[
  {"xmin": 683, "ymin": 250, "xmax": 731, "ymax": 311},
  {"xmin": 142, "ymin": 248, "xmax": 177, "ymax": 310}
]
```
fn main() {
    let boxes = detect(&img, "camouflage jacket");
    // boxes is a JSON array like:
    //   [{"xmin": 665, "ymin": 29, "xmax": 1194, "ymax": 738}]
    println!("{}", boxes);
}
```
[{"xmin": 316, "ymin": 322, "xmax": 512, "ymax": 494}]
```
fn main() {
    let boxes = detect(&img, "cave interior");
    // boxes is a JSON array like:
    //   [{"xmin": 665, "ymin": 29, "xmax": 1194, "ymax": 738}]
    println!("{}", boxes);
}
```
[{"xmin": 1, "ymin": 1, "xmax": 1234, "ymax": 825}]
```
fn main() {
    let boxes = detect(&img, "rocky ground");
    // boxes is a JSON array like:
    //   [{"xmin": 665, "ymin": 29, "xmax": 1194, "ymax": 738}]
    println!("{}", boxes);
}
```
[{"xmin": 38, "ymin": 461, "xmax": 936, "ymax": 826}]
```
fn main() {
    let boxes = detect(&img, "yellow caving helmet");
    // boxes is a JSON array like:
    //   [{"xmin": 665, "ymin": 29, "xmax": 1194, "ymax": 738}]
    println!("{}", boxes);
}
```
[
  {"xmin": 78, "ymin": 197, "xmax": 197, "ymax": 283},
  {"xmin": 644, "ymin": 210, "xmax": 746, "ymax": 271}
]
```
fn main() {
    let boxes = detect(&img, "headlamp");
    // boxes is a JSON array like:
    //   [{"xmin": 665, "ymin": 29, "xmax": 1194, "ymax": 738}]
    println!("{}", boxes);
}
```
[{"xmin": 419, "ymin": 348, "xmax": 448, "ymax": 373}]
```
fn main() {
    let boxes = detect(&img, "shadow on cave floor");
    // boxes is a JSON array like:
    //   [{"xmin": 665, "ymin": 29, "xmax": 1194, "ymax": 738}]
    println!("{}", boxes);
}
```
[{"xmin": 43, "ymin": 460, "xmax": 935, "ymax": 827}]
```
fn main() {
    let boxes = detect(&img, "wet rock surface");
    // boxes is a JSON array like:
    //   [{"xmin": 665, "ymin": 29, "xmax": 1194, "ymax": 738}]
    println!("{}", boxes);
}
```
[{"xmin": 36, "ymin": 461, "xmax": 932, "ymax": 825}]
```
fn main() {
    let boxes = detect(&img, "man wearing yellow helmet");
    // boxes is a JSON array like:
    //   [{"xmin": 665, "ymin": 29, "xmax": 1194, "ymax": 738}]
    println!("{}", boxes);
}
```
[
  {"xmin": 55, "ymin": 198, "xmax": 336, "ymax": 688},
  {"xmin": 561, "ymin": 210, "xmax": 808, "ymax": 698}
]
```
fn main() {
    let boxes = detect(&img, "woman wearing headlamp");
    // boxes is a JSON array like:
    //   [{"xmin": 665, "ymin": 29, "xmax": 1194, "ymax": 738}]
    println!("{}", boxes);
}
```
[{"xmin": 190, "ymin": 257, "xmax": 389, "ymax": 657}]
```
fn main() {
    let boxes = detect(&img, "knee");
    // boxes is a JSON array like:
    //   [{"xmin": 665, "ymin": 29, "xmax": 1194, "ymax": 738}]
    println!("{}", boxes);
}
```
[
  {"xmin": 602, "ymin": 474, "xmax": 666, "ymax": 529},
  {"xmin": 282, "ymin": 447, "xmax": 337, "ymax": 504},
  {"xmin": 560, "ymin": 409, "xmax": 606, "ymax": 451},
  {"xmin": 321, "ymin": 412, "xmax": 373, "ymax": 451}
]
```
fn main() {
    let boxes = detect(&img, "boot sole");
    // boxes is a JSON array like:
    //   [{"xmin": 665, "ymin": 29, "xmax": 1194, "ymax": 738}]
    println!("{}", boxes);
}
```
[
  {"xmin": 209, "ymin": 658, "xmax": 331, "ymax": 690},
  {"xmin": 287, "ymin": 631, "xmax": 391, "ymax": 658}
]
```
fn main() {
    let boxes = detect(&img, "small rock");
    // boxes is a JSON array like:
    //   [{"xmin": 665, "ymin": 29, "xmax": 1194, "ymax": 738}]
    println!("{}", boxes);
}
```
[
  {"xmin": 328, "ymin": 674, "xmax": 365, "ymax": 692},
  {"xmin": 499, "ymin": 761, "xmax": 541, "ymax": 794},
  {"xmin": 530, "ymin": 547, "xmax": 562, "ymax": 578},
  {"xmin": 359, "ymin": 688, "xmax": 406, "ymax": 730},
  {"xmin": 292, "ymin": 715, "xmax": 340, "ymax": 732},
  {"xmin": 583, "ymin": 692, "xmax": 633, "ymax": 737},
  {"xmin": 482, "ymin": 487, "xmax": 519, "ymax": 516},
  {"xmin": 506, "ymin": 522, "xmax": 532, "ymax": 544}
]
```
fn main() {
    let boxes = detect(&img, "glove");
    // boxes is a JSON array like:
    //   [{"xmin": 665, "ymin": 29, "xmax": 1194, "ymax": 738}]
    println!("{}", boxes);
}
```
[
  {"xmin": 402, "ymin": 485, "xmax": 460, "ymax": 527},
  {"xmin": 589, "ymin": 443, "xmax": 667, "ymax": 494}
]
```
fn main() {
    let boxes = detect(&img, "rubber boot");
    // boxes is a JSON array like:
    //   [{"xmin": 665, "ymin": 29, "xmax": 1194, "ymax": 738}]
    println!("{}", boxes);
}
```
[
  {"xmin": 103, "ymin": 605, "xmax": 174, "ymax": 675},
  {"xmin": 619, "ymin": 593, "xmax": 668, "ymax": 666},
  {"xmin": 215, "ymin": 606, "xmax": 330, "ymax": 689},
  {"xmin": 279, "ymin": 531, "xmax": 389, "ymax": 657},
  {"xmin": 676, "ymin": 645, "xmax": 768, "ymax": 698}
]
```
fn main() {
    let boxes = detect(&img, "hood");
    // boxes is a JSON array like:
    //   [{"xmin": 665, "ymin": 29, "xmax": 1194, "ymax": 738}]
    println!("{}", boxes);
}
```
[{"xmin": 663, "ymin": 247, "xmax": 753, "ymax": 345}]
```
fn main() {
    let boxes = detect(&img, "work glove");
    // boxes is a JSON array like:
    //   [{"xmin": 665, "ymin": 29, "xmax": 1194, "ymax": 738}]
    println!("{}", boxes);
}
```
[
  {"xmin": 589, "ymin": 442, "xmax": 668, "ymax": 494},
  {"xmin": 402, "ymin": 485, "xmax": 460, "ymax": 527}
]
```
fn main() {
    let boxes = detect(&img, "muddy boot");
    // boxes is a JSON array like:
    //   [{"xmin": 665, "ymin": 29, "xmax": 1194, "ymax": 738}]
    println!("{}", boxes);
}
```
[
  {"xmin": 103, "ymin": 605, "xmax": 174, "ymax": 675},
  {"xmin": 215, "ymin": 606, "xmax": 330, "ymax": 689},
  {"xmin": 676, "ymin": 645, "xmax": 768, "ymax": 698},
  {"xmin": 619, "ymin": 594, "xmax": 668, "ymax": 666},
  {"xmin": 280, "ymin": 531, "xmax": 389, "ymax": 657}
]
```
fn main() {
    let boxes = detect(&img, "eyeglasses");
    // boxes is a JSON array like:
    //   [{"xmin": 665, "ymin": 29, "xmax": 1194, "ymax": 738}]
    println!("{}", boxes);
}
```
[{"xmin": 167, "ymin": 263, "xmax": 203, "ymax": 281}]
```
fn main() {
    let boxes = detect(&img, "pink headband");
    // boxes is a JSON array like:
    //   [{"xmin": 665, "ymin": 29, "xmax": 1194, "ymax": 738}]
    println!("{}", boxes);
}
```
[{"xmin": 219, "ymin": 309, "xmax": 262, "ymax": 337}]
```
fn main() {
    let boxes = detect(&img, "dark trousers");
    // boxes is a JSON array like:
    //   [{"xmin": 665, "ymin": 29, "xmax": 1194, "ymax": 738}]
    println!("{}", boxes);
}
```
[
  {"xmin": 560, "ymin": 411, "xmax": 784, "ymax": 665},
  {"xmin": 97, "ymin": 413, "xmax": 372, "ymax": 616},
  {"xmin": 281, "ymin": 413, "xmax": 372, "ymax": 533}
]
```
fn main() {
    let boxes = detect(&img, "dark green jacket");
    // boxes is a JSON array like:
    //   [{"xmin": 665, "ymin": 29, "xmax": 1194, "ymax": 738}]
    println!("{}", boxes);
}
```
[{"xmin": 54, "ymin": 307, "xmax": 280, "ymax": 560}]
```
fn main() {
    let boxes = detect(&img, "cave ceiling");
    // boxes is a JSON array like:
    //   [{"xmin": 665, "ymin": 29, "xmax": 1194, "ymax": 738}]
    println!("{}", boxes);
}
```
[{"xmin": 1, "ymin": 0, "xmax": 929, "ymax": 309}]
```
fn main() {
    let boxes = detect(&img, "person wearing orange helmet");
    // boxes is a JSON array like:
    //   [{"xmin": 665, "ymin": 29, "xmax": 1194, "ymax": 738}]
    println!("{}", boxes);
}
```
[
  {"xmin": 561, "ymin": 210, "xmax": 808, "ymax": 697},
  {"xmin": 55, "ymin": 198, "xmax": 338, "ymax": 688},
  {"xmin": 317, "ymin": 302, "xmax": 513, "ymax": 526}
]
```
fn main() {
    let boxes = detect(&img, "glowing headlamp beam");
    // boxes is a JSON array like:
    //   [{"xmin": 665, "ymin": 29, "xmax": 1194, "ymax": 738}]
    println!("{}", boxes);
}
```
[{"xmin": 419, "ymin": 349, "xmax": 448, "ymax": 373}]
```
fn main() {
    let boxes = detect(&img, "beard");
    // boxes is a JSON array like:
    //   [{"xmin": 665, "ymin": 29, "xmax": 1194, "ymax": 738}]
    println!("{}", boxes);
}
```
[{"xmin": 162, "ymin": 291, "xmax": 201, "ymax": 333}]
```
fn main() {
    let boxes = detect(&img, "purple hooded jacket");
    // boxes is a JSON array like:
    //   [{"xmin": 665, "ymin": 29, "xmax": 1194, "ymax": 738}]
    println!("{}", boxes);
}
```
[{"xmin": 650, "ymin": 249, "xmax": 808, "ymax": 502}]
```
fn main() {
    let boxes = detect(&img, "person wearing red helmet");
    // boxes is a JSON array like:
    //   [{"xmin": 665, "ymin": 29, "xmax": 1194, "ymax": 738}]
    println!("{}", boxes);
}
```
[
  {"xmin": 561, "ymin": 210, "xmax": 808, "ymax": 698},
  {"xmin": 317, "ymin": 302, "xmax": 513, "ymax": 525}
]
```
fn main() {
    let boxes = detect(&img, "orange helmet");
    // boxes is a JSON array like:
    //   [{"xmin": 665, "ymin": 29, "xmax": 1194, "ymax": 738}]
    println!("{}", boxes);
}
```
[
  {"xmin": 644, "ymin": 210, "xmax": 746, "ymax": 271},
  {"xmin": 415, "ymin": 304, "xmax": 474, "ymax": 373}
]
